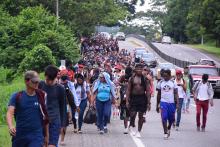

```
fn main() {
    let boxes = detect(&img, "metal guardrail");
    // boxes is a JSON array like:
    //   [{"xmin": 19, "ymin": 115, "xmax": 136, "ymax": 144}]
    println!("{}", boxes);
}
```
[
  {"xmin": 127, "ymin": 34, "xmax": 220, "ymax": 74},
  {"xmin": 127, "ymin": 34, "xmax": 195, "ymax": 68}
]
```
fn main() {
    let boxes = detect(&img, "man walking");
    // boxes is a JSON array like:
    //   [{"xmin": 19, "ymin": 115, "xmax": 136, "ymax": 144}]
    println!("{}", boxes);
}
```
[
  {"xmin": 7, "ymin": 71, "xmax": 49, "ymax": 147},
  {"xmin": 192, "ymin": 74, "xmax": 214, "ymax": 132},
  {"xmin": 126, "ymin": 64, "xmax": 151, "ymax": 138},
  {"xmin": 39, "ymin": 65, "xmax": 67, "ymax": 147},
  {"xmin": 156, "ymin": 69, "xmax": 179, "ymax": 139}
]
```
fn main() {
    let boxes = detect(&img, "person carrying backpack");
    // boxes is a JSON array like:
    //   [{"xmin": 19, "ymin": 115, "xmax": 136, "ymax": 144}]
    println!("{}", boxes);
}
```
[
  {"xmin": 6, "ymin": 71, "xmax": 49, "ymax": 147},
  {"xmin": 192, "ymin": 74, "xmax": 214, "ymax": 132},
  {"xmin": 126, "ymin": 64, "xmax": 151, "ymax": 138},
  {"xmin": 72, "ymin": 74, "xmax": 91, "ymax": 133},
  {"xmin": 58, "ymin": 69, "xmax": 80, "ymax": 145},
  {"xmin": 38, "ymin": 65, "xmax": 67, "ymax": 147},
  {"xmin": 175, "ymin": 70, "xmax": 187, "ymax": 131}
]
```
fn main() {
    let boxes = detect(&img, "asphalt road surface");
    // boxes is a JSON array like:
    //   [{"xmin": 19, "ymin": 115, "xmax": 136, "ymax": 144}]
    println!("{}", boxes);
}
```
[
  {"xmin": 62, "ymin": 38, "xmax": 220, "ymax": 147},
  {"xmin": 152, "ymin": 42, "xmax": 220, "ymax": 67}
]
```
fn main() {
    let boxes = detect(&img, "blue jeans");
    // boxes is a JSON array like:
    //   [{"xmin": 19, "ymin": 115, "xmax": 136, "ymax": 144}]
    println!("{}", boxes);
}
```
[
  {"xmin": 49, "ymin": 119, "xmax": 61, "ymax": 146},
  {"xmin": 96, "ymin": 99, "xmax": 111, "ymax": 130},
  {"xmin": 72, "ymin": 98, "xmax": 88, "ymax": 130},
  {"xmin": 176, "ymin": 98, "xmax": 184, "ymax": 127}
]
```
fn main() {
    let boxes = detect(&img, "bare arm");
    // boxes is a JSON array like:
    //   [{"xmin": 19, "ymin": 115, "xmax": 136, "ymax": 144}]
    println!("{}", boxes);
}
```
[
  {"xmin": 174, "ymin": 89, "xmax": 179, "ymax": 108},
  {"xmin": 126, "ymin": 79, "xmax": 132, "ymax": 106},
  {"xmin": 87, "ymin": 91, "xmax": 92, "ymax": 104},
  {"xmin": 156, "ymin": 90, "xmax": 161, "ymax": 113},
  {"xmin": 6, "ymin": 106, "xmax": 16, "ymax": 136},
  {"xmin": 145, "ymin": 79, "xmax": 151, "ymax": 111},
  {"xmin": 91, "ymin": 91, "xmax": 97, "ymax": 106}
]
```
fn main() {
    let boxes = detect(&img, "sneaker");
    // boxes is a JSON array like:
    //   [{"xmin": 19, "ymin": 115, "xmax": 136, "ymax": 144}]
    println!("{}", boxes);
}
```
[
  {"xmin": 73, "ymin": 128, "xmax": 78, "ymax": 133},
  {"xmin": 201, "ymin": 127, "xmax": 205, "ymax": 132},
  {"xmin": 78, "ymin": 129, "xmax": 82, "ymax": 134},
  {"xmin": 100, "ymin": 130, "xmax": 104, "ymax": 134},
  {"xmin": 186, "ymin": 109, "xmax": 190, "ymax": 114},
  {"xmin": 197, "ymin": 127, "xmax": 200, "ymax": 132},
  {"xmin": 135, "ymin": 132, "xmax": 141, "ymax": 138},
  {"xmin": 60, "ymin": 141, "xmax": 65, "ymax": 146},
  {"xmin": 130, "ymin": 127, "xmax": 136, "ymax": 136},
  {"xmin": 104, "ymin": 127, "xmax": 108, "ymax": 133},
  {"xmin": 176, "ymin": 127, "xmax": 179, "ymax": 131},
  {"xmin": 124, "ymin": 128, "xmax": 129, "ymax": 134},
  {"xmin": 164, "ymin": 134, "xmax": 169, "ymax": 140}
]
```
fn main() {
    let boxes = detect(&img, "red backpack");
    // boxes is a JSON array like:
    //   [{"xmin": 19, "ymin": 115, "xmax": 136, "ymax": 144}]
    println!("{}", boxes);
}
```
[{"xmin": 15, "ymin": 89, "xmax": 49, "ymax": 136}]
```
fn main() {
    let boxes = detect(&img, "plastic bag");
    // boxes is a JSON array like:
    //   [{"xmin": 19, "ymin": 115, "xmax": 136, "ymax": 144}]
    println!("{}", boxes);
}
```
[{"xmin": 83, "ymin": 107, "xmax": 97, "ymax": 124}]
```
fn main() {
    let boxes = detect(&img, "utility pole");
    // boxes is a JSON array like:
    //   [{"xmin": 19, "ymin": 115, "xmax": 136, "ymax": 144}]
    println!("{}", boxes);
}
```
[{"xmin": 56, "ymin": 0, "xmax": 59, "ymax": 25}]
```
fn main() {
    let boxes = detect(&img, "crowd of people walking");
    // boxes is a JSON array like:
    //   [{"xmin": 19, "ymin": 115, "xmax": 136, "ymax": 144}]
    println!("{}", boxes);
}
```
[{"xmin": 6, "ymin": 33, "xmax": 214, "ymax": 147}]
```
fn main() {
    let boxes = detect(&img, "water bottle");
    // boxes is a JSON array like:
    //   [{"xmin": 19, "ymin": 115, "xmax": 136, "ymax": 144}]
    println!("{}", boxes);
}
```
[{"xmin": 75, "ymin": 111, "xmax": 79, "ymax": 120}]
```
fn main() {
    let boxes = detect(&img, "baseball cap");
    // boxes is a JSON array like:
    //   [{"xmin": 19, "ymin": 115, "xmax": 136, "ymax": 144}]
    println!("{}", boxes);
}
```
[
  {"xmin": 176, "ymin": 70, "xmax": 182, "ymax": 75},
  {"xmin": 24, "ymin": 71, "xmax": 40, "ymax": 82}
]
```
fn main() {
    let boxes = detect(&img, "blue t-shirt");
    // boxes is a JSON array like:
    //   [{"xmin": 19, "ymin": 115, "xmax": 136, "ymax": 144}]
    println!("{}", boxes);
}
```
[
  {"xmin": 8, "ymin": 91, "xmax": 43, "ymax": 138},
  {"xmin": 97, "ymin": 83, "xmax": 111, "ymax": 101}
]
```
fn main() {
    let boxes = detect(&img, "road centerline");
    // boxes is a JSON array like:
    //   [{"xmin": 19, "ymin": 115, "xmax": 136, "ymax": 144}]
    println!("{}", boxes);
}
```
[{"xmin": 129, "ymin": 132, "xmax": 146, "ymax": 147}]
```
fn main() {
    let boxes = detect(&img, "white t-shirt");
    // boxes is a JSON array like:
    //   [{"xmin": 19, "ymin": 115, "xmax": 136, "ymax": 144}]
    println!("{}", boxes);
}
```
[
  {"xmin": 157, "ymin": 80, "xmax": 178, "ymax": 103},
  {"xmin": 75, "ymin": 82, "xmax": 90, "ymax": 101},
  {"xmin": 175, "ymin": 79, "xmax": 186, "ymax": 99},
  {"xmin": 197, "ymin": 83, "xmax": 209, "ymax": 101}
]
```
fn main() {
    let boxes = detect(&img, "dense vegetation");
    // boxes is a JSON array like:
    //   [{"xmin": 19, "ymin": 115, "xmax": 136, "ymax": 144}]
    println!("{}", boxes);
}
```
[
  {"xmin": 0, "ymin": 0, "xmax": 128, "ymax": 125},
  {"xmin": 136, "ymin": 0, "xmax": 220, "ymax": 46},
  {"xmin": 0, "ymin": 0, "xmax": 127, "ymax": 36}
]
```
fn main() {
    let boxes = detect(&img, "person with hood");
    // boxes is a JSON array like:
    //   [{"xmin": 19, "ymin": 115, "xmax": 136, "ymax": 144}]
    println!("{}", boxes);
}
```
[{"xmin": 92, "ymin": 72, "xmax": 116, "ymax": 134}]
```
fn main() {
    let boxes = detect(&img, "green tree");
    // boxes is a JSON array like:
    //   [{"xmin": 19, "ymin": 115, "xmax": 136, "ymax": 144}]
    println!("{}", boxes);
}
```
[
  {"xmin": 0, "ymin": 6, "xmax": 79, "ymax": 70},
  {"xmin": 19, "ymin": 44, "xmax": 56, "ymax": 72},
  {"xmin": 0, "ymin": 0, "xmax": 127, "ymax": 36}
]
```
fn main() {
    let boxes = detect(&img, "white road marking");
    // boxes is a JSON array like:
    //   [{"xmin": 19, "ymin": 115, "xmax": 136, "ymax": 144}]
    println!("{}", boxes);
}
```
[{"xmin": 130, "ymin": 133, "xmax": 146, "ymax": 147}]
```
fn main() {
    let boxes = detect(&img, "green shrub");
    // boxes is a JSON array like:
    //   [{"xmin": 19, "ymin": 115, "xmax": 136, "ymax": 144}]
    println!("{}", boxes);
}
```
[
  {"xmin": 19, "ymin": 44, "xmax": 55, "ymax": 72},
  {"xmin": 0, "ymin": 6, "xmax": 80, "ymax": 70},
  {"xmin": 0, "ymin": 67, "xmax": 13, "ymax": 84}
]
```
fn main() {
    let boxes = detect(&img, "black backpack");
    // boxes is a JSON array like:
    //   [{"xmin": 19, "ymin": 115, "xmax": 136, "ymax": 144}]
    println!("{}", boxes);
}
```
[{"xmin": 63, "ymin": 83, "xmax": 76, "ymax": 110}]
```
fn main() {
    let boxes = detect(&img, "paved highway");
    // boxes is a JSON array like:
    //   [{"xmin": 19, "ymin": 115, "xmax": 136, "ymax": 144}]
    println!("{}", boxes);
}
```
[
  {"xmin": 152, "ymin": 42, "xmax": 220, "ymax": 67},
  {"xmin": 62, "ymin": 38, "xmax": 220, "ymax": 147}
]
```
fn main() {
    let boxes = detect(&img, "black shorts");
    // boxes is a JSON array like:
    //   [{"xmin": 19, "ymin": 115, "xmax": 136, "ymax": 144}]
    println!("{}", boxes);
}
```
[{"xmin": 130, "ymin": 95, "xmax": 147, "ymax": 113}]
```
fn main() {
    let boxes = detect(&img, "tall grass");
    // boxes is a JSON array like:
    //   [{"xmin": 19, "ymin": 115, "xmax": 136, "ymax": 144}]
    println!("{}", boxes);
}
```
[
  {"xmin": 0, "ymin": 75, "xmax": 25, "ymax": 124},
  {"xmin": 189, "ymin": 41, "xmax": 220, "ymax": 57},
  {"xmin": 0, "ymin": 125, "xmax": 11, "ymax": 147},
  {"xmin": 0, "ymin": 68, "xmax": 24, "ymax": 147}
]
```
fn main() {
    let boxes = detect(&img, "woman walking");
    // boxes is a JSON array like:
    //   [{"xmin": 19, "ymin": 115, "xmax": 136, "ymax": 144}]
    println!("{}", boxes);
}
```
[
  {"xmin": 72, "ymin": 74, "xmax": 91, "ymax": 133},
  {"xmin": 92, "ymin": 72, "xmax": 116, "ymax": 134}
]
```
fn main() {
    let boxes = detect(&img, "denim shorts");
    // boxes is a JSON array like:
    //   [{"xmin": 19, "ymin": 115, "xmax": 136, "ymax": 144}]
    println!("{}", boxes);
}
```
[{"xmin": 49, "ymin": 119, "xmax": 61, "ymax": 146}]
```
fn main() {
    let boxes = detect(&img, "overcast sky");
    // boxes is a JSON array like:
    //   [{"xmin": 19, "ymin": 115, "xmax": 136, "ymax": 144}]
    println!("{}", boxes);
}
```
[{"xmin": 135, "ymin": 0, "xmax": 152, "ymax": 12}]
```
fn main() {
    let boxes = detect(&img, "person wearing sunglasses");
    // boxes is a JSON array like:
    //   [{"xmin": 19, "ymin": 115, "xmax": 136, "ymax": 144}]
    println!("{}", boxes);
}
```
[
  {"xmin": 92, "ymin": 72, "xmax": 116, "ymax": 134},
  {"xmin": 7, "ymin": 71, "xmax": 49, "ymax": 147}
]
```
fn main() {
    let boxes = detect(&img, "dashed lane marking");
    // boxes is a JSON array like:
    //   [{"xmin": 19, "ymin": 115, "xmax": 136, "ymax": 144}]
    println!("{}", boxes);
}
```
[{"xmin": 130, "ymin": 133, "xmax": 146, "ymax": 147}]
